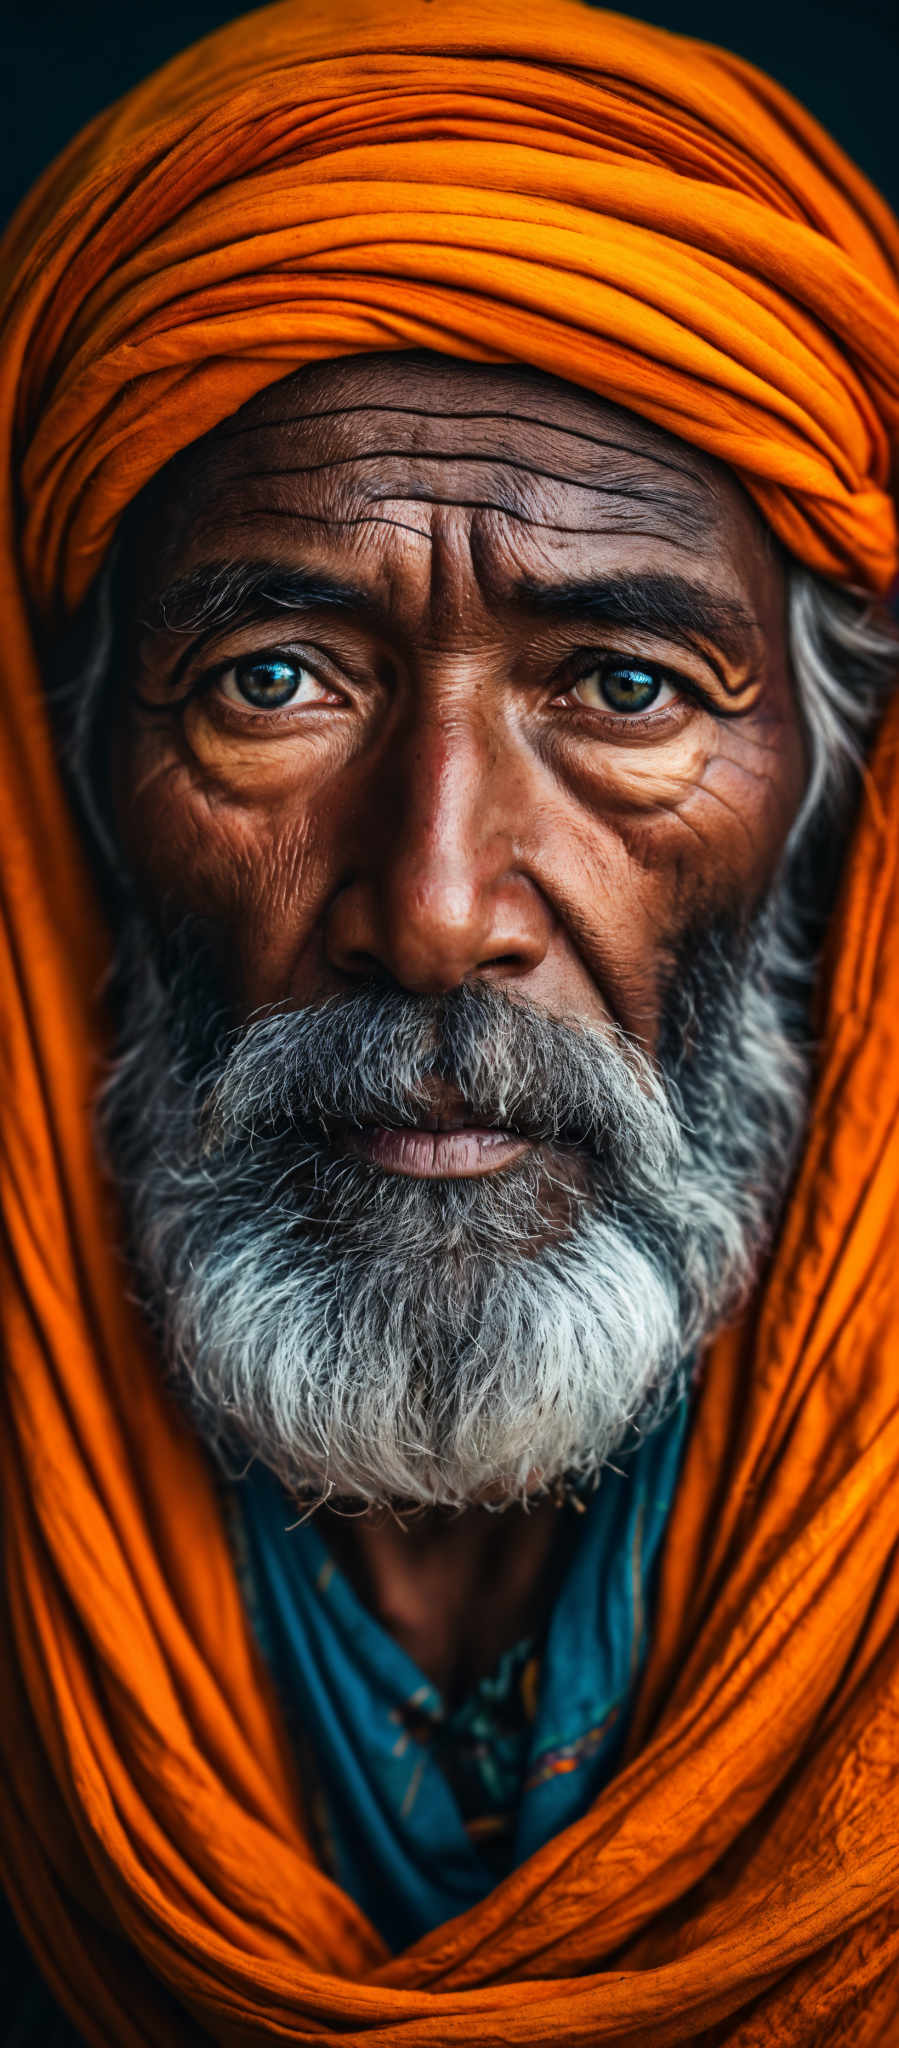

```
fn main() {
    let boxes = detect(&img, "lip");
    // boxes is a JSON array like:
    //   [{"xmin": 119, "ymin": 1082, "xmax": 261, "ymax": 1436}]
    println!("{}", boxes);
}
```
[{"xmin": 345, "ymin": 1126, "xmax": 532, "ymax": 1179}]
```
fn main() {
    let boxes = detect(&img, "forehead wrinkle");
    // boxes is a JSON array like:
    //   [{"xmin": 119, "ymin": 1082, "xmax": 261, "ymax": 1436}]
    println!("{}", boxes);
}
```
[
  {"xmin": 365, "ymin": 490, "xmax": 710, "ymax": 548},
  {"xmin": 213, "ymin": 400, "xmax": 710, "ymax": 490},
  {"xmin": 221, "ymin": 501, "xmax": 708, "ymax": 570},
  {"xmin": 217, "ymin": 455, "xmax": 712, "ymax": 549},
  {"xmin": 203, "ymin": 506, "xmax": 434, "ymax": 544},
  {"xmin": 234, "ymin": 450, "xmax": 696, "ymax": 487},
  {"xmin": 239, "ymin": 448, "xmax": 711, "ymax": 525},
  {"xmin": 213, "ymin": 427, "xmax": 716, "ymax": 526},
  {"xmin": 462, "ymin": 512, "xmax": 692, "ymax": 605}
]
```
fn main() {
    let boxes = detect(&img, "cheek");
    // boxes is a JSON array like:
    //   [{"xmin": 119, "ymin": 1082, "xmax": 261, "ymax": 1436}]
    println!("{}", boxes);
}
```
[
  {"xmin": 113, "ymin": 736, "xmax": 337, "ymax": 1002},
  {"xmin": 536, "ymin": 706, "xmax": 804, "ymax": 1034},
  {"xmin": 558, "ymin": 703, "xmax": 804, "ymax": 896},
  {"xmin": 662, "ymin": 705, "xmax": 806, "ymax": 902}
]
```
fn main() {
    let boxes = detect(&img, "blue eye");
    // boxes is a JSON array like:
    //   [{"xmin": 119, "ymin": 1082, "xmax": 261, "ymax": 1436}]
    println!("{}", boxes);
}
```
[
  {"xmin": 573, "ymin": 663, "xmax": 675, "ymax": 714},
  {"xmin": 219, "ymin": 655, "xmax": 321, "ymax": 710}
]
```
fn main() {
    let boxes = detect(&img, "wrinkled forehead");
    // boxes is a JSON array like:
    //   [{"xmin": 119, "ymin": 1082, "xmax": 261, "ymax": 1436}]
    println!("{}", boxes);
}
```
[{"xmin": 123, "ymin": 351, "xmax": 776, "ymax": 604}]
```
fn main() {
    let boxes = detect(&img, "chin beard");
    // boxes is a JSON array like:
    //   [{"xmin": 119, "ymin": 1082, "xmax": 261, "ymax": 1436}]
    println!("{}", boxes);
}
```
[{"xmin": 97, "ymin": 891, "xmax": 811, "ymax": 1511}]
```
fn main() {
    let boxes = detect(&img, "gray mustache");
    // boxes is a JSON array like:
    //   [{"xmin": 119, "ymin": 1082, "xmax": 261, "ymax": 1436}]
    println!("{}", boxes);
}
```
[{"xmin": 199, "ymin": 981, "xmax": 680, "ymax": 1177}]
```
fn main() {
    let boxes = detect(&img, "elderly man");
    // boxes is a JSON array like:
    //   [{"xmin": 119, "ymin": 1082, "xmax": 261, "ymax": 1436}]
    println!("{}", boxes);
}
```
[{"xmin": 2, "ymin": 1, "xmax": 899, "ymax": 2042}]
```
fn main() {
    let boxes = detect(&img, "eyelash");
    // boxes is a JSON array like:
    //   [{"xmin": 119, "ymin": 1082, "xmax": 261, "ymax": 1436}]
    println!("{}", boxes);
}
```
[
  {"xmin": 555, "ymin": 653, "xmax": 692, "ymax": 717},
  {"xmin": 161, "ymin": 646, "xmax": 336, "ymax": 711}
]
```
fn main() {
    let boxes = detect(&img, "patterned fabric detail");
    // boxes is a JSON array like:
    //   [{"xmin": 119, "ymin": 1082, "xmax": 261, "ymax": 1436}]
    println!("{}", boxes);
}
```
[
  {"xmin": 524, "ymin": 1706, "xmax": 620, "ymax": 1791},
  {"xmin": 420, "ymin": 1636, "xmax": 539, "ymax": 1873}
]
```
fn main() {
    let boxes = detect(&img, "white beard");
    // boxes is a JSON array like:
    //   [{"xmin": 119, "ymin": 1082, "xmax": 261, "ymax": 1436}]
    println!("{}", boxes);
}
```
[{"xmin": 99, "ymin": 904, "xmax": 809, "ymax": 1509}]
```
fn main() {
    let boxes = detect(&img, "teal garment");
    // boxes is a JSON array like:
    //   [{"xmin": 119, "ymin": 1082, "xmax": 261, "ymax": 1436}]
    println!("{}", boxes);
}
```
[{"xmin": 232, "ymin": 1400, "xmax": 688, "ymax": 1953}]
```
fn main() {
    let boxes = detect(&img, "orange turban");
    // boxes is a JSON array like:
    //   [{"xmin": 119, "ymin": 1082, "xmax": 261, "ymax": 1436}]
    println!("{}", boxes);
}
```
[{"xmin": 3, "ymin": 2, "xmax": 899, "ymax": 2042}]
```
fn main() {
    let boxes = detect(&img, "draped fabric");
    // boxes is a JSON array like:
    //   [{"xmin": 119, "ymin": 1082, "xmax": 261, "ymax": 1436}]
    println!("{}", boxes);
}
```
[{"xmin": 2, "ymin": 1, "xmax": 899, "ymax": 2041}]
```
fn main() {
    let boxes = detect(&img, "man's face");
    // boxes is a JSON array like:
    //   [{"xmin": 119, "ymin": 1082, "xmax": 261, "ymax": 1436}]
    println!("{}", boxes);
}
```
[
  {"xmin": 116, "ymin": 353, "xmax": 804, "ymax": 1071},
  {"xmin": 99, "ymin": 354, "xmax": 810, "ymax": 1508}
]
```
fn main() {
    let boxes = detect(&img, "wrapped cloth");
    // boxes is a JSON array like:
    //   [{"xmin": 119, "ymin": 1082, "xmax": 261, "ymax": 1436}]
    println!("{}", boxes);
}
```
[{"xmin": 2, "ymin": 2, "xmax": 899, "ymax": 2040}]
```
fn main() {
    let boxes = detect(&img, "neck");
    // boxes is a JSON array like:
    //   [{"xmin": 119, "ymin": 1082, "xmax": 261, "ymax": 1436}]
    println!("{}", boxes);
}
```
[{"xmin": 316, "ymin": 1495, "xmax": 580, "ymax": 1703}]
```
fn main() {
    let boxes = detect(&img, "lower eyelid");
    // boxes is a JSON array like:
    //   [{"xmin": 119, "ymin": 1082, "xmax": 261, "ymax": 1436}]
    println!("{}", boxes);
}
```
[{"xmin": 554, "ymin": 695, "xmax": 696, "ymax": 740}]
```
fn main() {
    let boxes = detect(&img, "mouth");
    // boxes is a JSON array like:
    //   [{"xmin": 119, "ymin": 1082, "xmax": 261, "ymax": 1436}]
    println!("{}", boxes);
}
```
[
  {"xmin": 337, "ymin": 1086, "xmax": 534, "ymax": 1179},
  {"xmin": 344, "ymin": 1126, "xmax": 533, "ymax": 1179}
]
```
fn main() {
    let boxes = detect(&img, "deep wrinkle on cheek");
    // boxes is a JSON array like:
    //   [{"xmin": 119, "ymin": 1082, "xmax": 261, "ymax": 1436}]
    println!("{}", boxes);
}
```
[
  {"xmin": 167, "ymin": 699, "xmax": 356, "ymax": 799},
  {"xmin": 234, "ymin": 818, "xmax": 323, "ymax": 936},
  {"xmin": 547, "ymin": 714, "xmax": 717, "ymax": 820},
  {"xmin": 643, "ymin": 744, "xmax": 802, "ymax": 898},
  {"xmin": 118, "ymin": 736, "xmax": 255, "ymax": 916},
  {"xmin": 549, "ymin": 707, "xmax": 800, "ymax": 931}
]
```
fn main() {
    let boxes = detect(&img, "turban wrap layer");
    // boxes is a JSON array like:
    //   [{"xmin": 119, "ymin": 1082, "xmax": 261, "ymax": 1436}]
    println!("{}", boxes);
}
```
[
  {"xmin": 5, "ymin": 0, "xmax": 899, "ymax": 611},
  {"xmin": 3, "ymin": 2, "xmax": 899, "ymax": 2041}
]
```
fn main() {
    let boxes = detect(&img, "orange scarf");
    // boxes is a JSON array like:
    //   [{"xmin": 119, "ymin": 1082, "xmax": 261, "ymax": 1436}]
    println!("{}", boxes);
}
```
[{"xmin": 3, "ymin": 4, "xmax": 899, "ymax": 2039}]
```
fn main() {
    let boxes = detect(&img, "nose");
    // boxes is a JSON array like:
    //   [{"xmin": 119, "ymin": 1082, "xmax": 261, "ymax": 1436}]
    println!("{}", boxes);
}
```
[{"xmin": 325, "ymin": 703, "xmax": 552, "ymax": 994}]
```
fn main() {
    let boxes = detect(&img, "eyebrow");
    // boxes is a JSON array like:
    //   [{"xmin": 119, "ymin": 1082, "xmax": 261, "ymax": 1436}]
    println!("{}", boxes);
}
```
[
  {"xmin": 140, "ymin": 562, "xmax": 380, "ymax": 640},
  {"xmin": 140, "ymin": 560, "xmax": 760, "ymax": 679},
  {"xmin": 516, "ymin": 571, "xmax": 761, "ymax": 669}
]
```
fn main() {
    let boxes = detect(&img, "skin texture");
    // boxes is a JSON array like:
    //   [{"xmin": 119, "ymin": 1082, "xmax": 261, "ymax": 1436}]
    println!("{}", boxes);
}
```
[{"xmin": 111, "ymin": 351, "xmax": 807, "ymax": 1692}]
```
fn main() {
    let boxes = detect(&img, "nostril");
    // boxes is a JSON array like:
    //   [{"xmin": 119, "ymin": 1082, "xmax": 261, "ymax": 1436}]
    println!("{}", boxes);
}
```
[
  {"xmin": 478, "ymin": 950, "xmax": 537, "ymax": 976},
  {"xmin": 342, "ymin": 946, "xmax": 383, "ymax": 978}
]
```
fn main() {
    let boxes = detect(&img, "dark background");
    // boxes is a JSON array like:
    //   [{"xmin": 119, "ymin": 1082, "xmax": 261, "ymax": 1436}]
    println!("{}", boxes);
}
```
[{"xmin": 3, "ymin": 0, "xmax": 898, "ymax": 229}]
